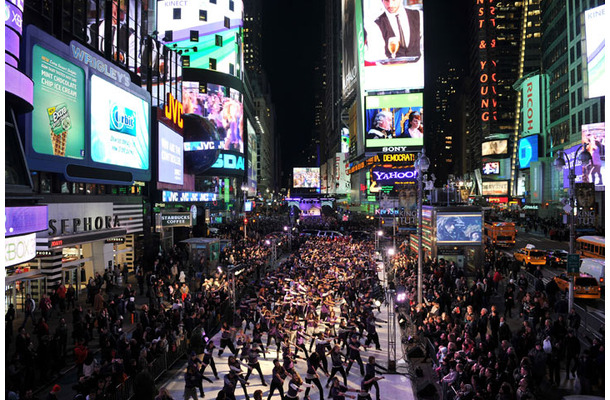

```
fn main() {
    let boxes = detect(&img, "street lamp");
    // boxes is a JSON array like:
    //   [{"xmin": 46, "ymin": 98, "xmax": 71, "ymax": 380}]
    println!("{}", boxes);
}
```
[
  {"xmin": 553, "ymin": 146, "xmax": 592, "ymax": 311},
  {"xmin": 414, "ymin": 149, "xmax": 430, "ymax": 305},
  {"xmin": 376, "ymin": 230, "xmax": 383, "ymax": 251}
]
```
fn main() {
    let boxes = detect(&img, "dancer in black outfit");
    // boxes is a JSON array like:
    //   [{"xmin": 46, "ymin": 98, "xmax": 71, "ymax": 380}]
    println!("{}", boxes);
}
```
[
  {"xmin": 267, "ymin": 359, "xmax": 289, "ymax": 400},
  {"xmin": 218, "ymin": 322, "xmax": 238, "ymax": 356},
  {"xmin": 304, "ymin": 351, "xmax": 328, "ymax": 400},
  {"xmin": 327, "ymin": 345, "xmax": 348, "ymax": 386},
  {"xmin": 345, "ymin": 334, "xmax": 367, "ymax": 377},
  {"xmin": 201, "ymin": 341, "xmax": 220, "ymax": 380}
]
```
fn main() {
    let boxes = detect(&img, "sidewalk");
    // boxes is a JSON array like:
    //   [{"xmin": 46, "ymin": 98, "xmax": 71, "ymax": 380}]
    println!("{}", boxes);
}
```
[{"xmin": 7, "ymin": 275, "xmax": 149, "ymax": 400}]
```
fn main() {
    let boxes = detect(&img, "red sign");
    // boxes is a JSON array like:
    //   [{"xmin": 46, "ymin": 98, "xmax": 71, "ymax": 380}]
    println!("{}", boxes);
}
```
[
  {"xmin": 50, "ymin": 239, "xmax": 63, "ymax": 247},
  {"xmin": 488, "ymin": 197, "xmax": 508, "ymax": 203}
]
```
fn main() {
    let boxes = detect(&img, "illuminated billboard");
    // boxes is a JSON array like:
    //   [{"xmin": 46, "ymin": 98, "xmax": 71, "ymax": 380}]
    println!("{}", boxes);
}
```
[
  {"xmin": 584, "ymin": 5, "xmax": 606, "ymax": 99},
  {"xmin": 293, "ymin": 168, "xmax": 321, "ymax": 189},
  {"xmin": 362, "ymin": 0, "xmax": 424, "ymax": 91},
  {"xmin": 342, "ymin": 0, "xmax": 357, "ymax": 97},
  {"xmin": 370, "ymin": 165, "xmax": 417, "ymax": 186},
  {"xmin": 521, "ymin": 75, "xmax": 541, "ymax": 135},
  {"xmin": 365, "ymin": 93, "xmax": 423, "ymax": 150},
  {"xmin": 90, "ymin": 75, "xmax": 150, "ymax": 170},
  {"xmin": 157, "ymin": 0, "xmax": 243, "ymax": 75},
  {"xmin": 518, "ymin": 135, "xmax": 539, "ymax": 169},
  {"xmin": 436, "ymin": 213, "xmax": 482, "ymax": 243},
  {"xmin": 158, "ymin": 123, "xmax": 184, "ymax": 185},
  {"xmin": 581, "ymin": 122, "xmax": 605, "ymax": 188},
  {"xmin": 482, "ymin": 139, "xmax": 508, "ymax": 156},
  {"xmin": 183, "ymin": 81, "xmax": 244, "ymax": 154},
  {"xmin": 482, "ymin": 157, "xmax": 511, "ymax": 180},
  {"xmin": 482, "ymin": 162, "xmax": 500, "ymax": 175},
  {"xmin": 25, "ymin": 26, "xmax": 151, "ymax": 184},
  {"xmin": 482, "ymin": 181, "xmax": 509, "ymax": 196}
]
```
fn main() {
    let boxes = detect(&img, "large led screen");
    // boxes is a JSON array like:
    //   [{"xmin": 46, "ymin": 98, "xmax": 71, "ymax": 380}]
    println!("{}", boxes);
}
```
[
  {"xmin": 482, "ymin": 158, "xmax": 511, "ymax": 180},
  {"xmin": 158, "ymin": 123, "xmax": 184, "ymax": 185},
  {"xmin": 293, "ymin": 168, "xmax": 320, "ymax": 189},
  {"xmin": 90, "ymin": 75, "xmax": 150, "ymax": 170},
  {"xmin": 581, "ymin": 122, "xmax": 605, "ymax": 188},
  {"xmin": 482, "ymin": 139, "xmax": 508, "ymax": 156},
  {"xmin": 365, "ymin": 93, "xmax": 423, "ymax": 149},
  {"xmin": 518, "ymin": 135, "xmax": 539, "ymax": 169},
  {"xmin": 31, "ymin": 45, "xmax": 86, "ymax": 159},
  {"xmin": 584, "ymin": 5, "xmax": 605, "ymax": 99},
  {"xmin": 436, "ymin": 213, "xmax": 482, "ymax": 243},
  {"xmin": 183, "ymin": 81, "xmax": 244, "ymax": 153},
  {"xmin": 157, "ymin": 0, "xmax": 243, "ymax": 75},
  {"xmin": 362, "ymin": 0, "xmax": 424, "ymax": 91}
]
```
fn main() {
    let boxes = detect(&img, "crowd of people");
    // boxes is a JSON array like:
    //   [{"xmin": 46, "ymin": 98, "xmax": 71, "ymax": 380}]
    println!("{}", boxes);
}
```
[
  {"xmin": 6, "ymin": 212, "xmax": 604, "ymax": 400},
  {"xmin": 389, "ymin": 246, "xmax": 605, "ymax": 400}
]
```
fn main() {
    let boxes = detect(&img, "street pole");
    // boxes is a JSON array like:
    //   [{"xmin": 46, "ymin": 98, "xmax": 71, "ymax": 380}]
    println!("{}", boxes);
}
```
[
  {"xmin": 568, "ymin": 171, "xmax": 575, "ymax": 312},
  {"xmin": 417, "ymin": 166, "xmax": 424, "ymax": 305},
  {"xmin": 555, "ymin": 146, "xmax": 591, "ymax": 313}
]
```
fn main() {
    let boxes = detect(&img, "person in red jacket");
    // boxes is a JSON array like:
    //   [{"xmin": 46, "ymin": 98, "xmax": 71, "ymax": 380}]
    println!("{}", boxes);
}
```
[{"xmin": 74, "ymin": 339, "xmax": 89, "ymax": 378}]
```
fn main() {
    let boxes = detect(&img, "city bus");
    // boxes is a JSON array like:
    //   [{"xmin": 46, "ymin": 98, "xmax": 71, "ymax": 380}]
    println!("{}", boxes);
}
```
[
  {"xmin": 484, "ymin": 221, "xmax": 517, "ymax": 247},
  {"xmin": 576, "ymin": 236, "xmax": 605, "ymax": 259}
]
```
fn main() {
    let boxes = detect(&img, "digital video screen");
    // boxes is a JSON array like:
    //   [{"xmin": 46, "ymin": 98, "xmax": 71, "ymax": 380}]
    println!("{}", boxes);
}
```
[
  {"xmin": 482, "ymin": 139, "xmax": 508, "ymax": 156},
  {"xmin": 482, "ymin": 162, "xmax": 500, "ymax": 175},
  {"xmin": 90, "ymin": 75, "xmax": 150, "ymax": 170},
  {"xmin": 182, "ymin": 81, "xmax": 244, "ymax": 154},
  {"xmin": 293, "ymin": 168, "xmax": 321, "ymax": 188},
  {"xmin": 436, "ymin": 213, "xmax": 482, "ymax": 243},
  {"xmin": 518, "ymin": 135, "xmax": 539, "ymax": 169},
  {"xmin": 158, "ymin": 123, "xmax": 184, "ymax": 185},
  {"xmin": 362, "ymin": 0, "xmax": 424, "ymax": 91},
  {"xmin": 584, "ymin": 5, "xmax": 606, "ymax": 99},
  {"xmin": 581, "ymin": 122, "xmax": 605, "ymax": 188},
  {"xmin": 157, "ymin": 0, "xmax": 243, "ymax": 75},
  {"xmin": 365, "ymin": 93, "xmax": 423, "ymax": 149}
]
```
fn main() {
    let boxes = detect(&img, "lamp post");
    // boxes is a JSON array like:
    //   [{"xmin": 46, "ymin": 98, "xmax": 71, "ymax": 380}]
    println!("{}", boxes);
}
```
[
  {"xmin": 414, "ymin": 149, "xmax": 430, "ymax": 305},
  {"xmin": 553, "ymin": 146, "xmax": 591, "ymax": 311},
  {"xmin": 376, "ymin": 230, "xmax": 383, "ymax": 251}
]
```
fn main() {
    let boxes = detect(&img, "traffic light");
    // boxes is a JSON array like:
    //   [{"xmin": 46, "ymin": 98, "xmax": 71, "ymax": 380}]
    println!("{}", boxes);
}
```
[{"xmin": 244, "ymin": 218, "xmax": 248, "ymax": 224}]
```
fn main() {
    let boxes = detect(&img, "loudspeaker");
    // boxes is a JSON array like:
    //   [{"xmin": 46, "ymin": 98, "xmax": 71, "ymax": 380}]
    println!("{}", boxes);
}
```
[
  {"xmin": 387, "ymin": 360, "xmax": 396, "ymax": 372},
  {"xmin": 408, "ymin": 346, "xmax": 425, "ymax": 358},
  {"xmin": 416, "ymin": 382, "xmax": 437, "ymax": 397}
]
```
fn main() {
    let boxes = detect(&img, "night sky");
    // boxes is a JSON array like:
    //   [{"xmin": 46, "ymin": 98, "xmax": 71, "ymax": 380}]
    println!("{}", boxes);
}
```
[{"xmin": 262, "ymin": 1, "xmax": 470, "ymax": 186}]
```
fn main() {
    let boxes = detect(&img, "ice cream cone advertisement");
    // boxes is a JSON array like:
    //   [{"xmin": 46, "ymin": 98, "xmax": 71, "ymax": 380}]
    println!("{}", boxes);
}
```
[
  {"xmin": 31, "ymin": 45, "xmax": 85, "ymax": 159},
  {"xmin": 47, "ymin": 104, "xmax": 72, "ymax": 156}
]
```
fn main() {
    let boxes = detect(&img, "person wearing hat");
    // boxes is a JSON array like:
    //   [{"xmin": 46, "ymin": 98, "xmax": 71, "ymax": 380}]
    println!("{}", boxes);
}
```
[{"xmin": 46, "ymin": 385, "xmax": 61, "ymax": 400}]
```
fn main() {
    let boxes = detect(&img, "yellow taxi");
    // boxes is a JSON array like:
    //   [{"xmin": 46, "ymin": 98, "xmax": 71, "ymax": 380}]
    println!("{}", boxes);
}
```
[
  {"xmin": 514, "ymin": 245, "xmax": 547, "ymax": 268},
  {"xmin": 553, "ymin": 273, "xmax": 601, "ymax": 300}
]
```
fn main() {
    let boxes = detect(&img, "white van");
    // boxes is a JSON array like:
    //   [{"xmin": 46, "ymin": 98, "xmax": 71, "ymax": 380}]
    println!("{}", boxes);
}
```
[{"xmin": 580, "ymin": 258, "xmax": 605, "ymax": 287}]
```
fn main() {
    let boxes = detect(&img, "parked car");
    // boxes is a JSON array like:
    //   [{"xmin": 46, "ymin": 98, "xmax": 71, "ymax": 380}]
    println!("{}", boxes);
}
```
[
  {"xmin": 547, "ymin": 250, "xmax": 568, "ymax": 268},
  {"xmin": 553, "ymin": 273, "xmax": 601, "ymax": 300}
]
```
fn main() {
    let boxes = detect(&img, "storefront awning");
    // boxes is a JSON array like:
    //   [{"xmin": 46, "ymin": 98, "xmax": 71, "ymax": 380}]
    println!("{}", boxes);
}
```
[
  {"xmin": 38, "ymin": 228, "xmax": 128, "ymax": 250},
  {"xmin": 5, "ymin": 272, "xmax": 46, "ymax": 285}
]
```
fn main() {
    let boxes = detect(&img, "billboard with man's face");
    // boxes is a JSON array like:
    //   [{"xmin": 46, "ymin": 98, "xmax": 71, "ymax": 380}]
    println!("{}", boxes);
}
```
[
  {"xmin": 436, "ymin": 213, "xmax": 483, "ymax": 244},
  {"xmin": 362, "ymin": 0, "xmax": 424, "ymax": 91}
]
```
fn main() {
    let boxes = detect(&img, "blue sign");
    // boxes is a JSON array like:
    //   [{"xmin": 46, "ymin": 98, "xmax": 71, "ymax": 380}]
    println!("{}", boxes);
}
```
[
  {"xmin": 162, "ymin": 190, "xmax": 218, "ymax": 203},
  {"xmin": 518, "ymin": 135, "xmax": 539, "ymax": 169}
]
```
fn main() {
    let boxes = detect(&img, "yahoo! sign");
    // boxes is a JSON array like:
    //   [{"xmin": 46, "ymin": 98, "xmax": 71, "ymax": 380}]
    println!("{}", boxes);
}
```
[{"xmin": 371, "ymin": 166, "xmax": 418, "ymax": 185}]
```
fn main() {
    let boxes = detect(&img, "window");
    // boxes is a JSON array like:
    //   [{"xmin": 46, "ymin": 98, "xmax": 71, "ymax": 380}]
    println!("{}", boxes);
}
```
[
  {"xmin": 224, "ymin": 17, "xmax": 230, "ymax": 29},
  {"xmin": 199, "ymin": 10, "xmax": 207, "ymax": 21},
  {"xmin": 173, "ymin": 8, "xmax": 181, "ymax": 19},
  {"xmin": 190, "ymin": 30, "xmax": 199, "ymax": 42},
  {"xmin": 229, "ymin": 0, "xmax": 234, "ymax": 11},
  {"xmin": 229, "ymin": 63, "xmax": 234, "ymax": 75},
  {"xmin": 209, "ymin": 58, "xmax": 217, "ymax": 70},
  {"xmin": 215, "ymin": 35, "xmax": 223, "ymax": 47}
]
